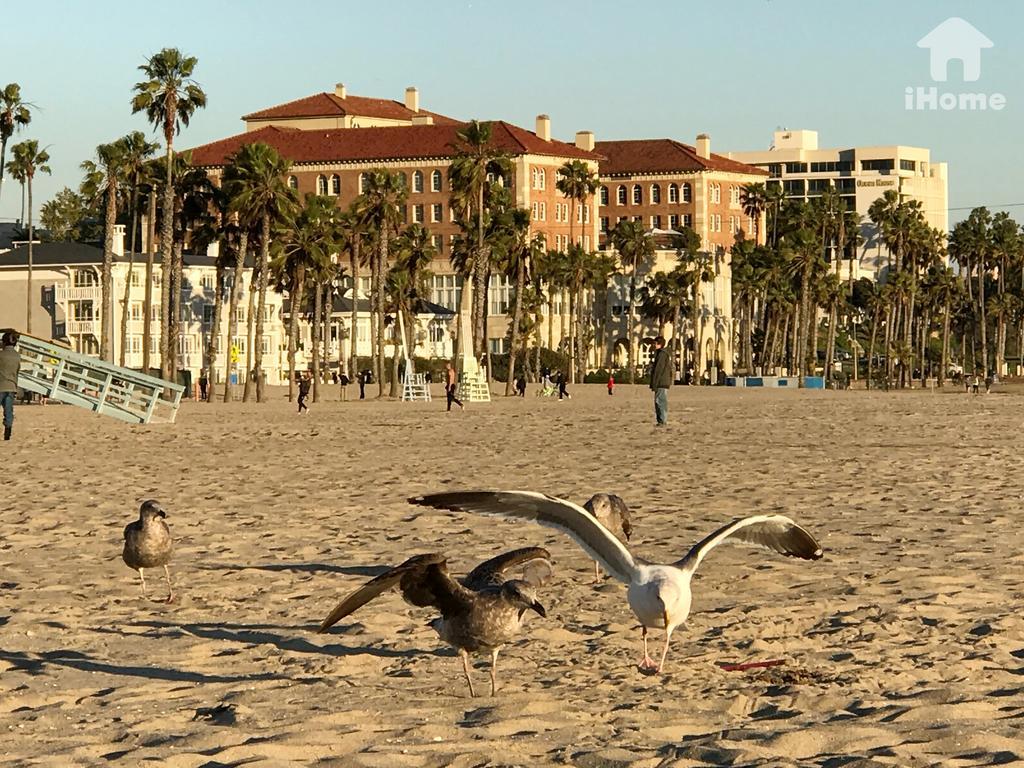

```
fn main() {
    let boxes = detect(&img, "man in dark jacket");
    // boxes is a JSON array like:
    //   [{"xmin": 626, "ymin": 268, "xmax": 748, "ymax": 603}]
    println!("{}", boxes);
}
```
[
  {"xmin": 0, "ymin": 331, "xmax": 21, "ymax": 441},
  {"xmin": 649, "ymin": 335, "xmax": 673, "ymax": 426}
]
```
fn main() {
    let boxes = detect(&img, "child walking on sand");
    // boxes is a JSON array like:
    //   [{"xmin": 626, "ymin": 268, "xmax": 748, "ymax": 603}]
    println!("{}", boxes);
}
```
[{"xmin": 607, "ymin": 373, "xmax": 615, "ymax": 396}]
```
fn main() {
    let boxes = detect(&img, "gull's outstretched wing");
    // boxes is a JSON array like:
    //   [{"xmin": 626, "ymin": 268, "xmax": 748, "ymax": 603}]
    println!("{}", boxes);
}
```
[
  {"xmin": 462, "ymin": 546, "xmax": 552, "ymax": 590},
  {"xmin": 674, "ymin": 514, "xmax": 823, "ymax": 575},
  {"xmin": 409, "ymin": 491, "xmax": 638, "ymax": 584},
  {"xmin": 317, "ymin": 553, "xmax": 470, "ymax": 632}
]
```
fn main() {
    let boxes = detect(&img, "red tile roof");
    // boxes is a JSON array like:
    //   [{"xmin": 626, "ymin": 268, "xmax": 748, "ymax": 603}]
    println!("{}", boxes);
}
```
[
  {"xmin": 596, "ymin": 139, "xmax": 768, "ymax": 177},
  {"xmin": 188, "ymin": 122, "xmax": 601, "ymax": 168},
  {"xmin": 242, "ymin": 92, "xmax": 460, "ymax": 126}
]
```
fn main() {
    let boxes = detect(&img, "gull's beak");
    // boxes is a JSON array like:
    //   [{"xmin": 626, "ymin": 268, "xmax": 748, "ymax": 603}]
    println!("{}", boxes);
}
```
[
  {"xmin": 531, "ymin": 601, "xmax": 547, "ymax": 618},
  {"xmin": 157, "ymin": 509, "xmax": 167, "ymax": 519}
]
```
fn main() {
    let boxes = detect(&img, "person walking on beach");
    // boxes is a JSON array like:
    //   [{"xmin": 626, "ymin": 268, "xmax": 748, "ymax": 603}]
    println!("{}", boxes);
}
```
[
  {"xmin": 358, "ymin": 370, "xmax": 367, "ymax": 400},
  {"xmin": 515, "ymin": 375, "xmax": 526, "ymax": 397},
  {"xmin": 607, "ymin": 373, "xmax": 615, "ymax": 396},
  {"xmin": 297, "ymin": 371, "xmax": 311, "ymax": 414},
  {"xmin": 556, "ymin": 370, "xmax": 570, "ymax": 400},
  {"xmin": 198, "ymin": 370, "xmax": 209, "ymax": 402},
  {"xmin": 445, "ymin": 361, "xmax": 464, "ymax": 412},
  {"xmin": 649, "ymin": 335, "xmax": 673, "ymax": 427},
  {"xmin": 339, "ymin": 371, "xmax": 350, "ymax": 401},
  {"xmin": 1, "ymin": 331, "xmax": 21, "ymax": 441}
]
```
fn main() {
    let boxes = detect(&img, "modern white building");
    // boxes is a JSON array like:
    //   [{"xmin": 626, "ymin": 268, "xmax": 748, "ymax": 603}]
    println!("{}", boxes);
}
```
[{"xmin": 727, "ymin": 130, "xmax": 949, "ymax": 279}]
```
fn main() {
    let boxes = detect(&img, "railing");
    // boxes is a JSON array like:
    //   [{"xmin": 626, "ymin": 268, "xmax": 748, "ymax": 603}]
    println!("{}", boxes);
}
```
[
  {"xmin": 55, "ymin": 285, "xmax": 102, "ymax": 302},
  {"xmin": 66, "ymin": 319, "xmax": 100, "ymax": 335}
]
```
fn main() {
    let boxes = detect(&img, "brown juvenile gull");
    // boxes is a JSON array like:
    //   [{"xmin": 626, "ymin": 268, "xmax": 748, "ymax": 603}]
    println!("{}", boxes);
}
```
[
  {"xmin": 408, "ymin": 491, "xmax": 822, "ymax": 675},
  {"xmin": 122, "ymin": 500, "xmax": 174, "ymax": 602},
  {"xmin": 317, "ymin": 547, "xmax": 550, "ymax": 697},
  {"xmin": 583, "ymin": 493, "xmax": 632, "ymax": 581}
]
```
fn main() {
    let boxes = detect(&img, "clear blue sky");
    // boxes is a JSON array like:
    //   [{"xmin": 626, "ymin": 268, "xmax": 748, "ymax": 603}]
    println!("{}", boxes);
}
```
[{"xmin": 2, "ymin": 0, "xmax": 1021, "ymax": 227}]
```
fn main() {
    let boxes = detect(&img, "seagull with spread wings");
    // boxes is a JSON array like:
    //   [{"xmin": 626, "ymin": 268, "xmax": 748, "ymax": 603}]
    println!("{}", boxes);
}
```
[
  {"xmin": 408, "ymin": 491, "xmax": 822, "ymax": 675},
  {"xmin": 318, "ymin": 547, "xmax": 551, "ymax": 696}
]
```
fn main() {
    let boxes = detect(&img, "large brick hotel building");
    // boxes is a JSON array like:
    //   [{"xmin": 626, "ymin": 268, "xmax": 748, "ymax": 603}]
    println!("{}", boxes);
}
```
[{"xmin": 188, "ymin": 83, "xmax": 768, "ymax": 373}]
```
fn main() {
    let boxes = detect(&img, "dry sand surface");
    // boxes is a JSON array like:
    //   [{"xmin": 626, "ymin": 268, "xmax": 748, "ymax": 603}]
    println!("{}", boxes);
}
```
[{"xmin": 1, "ymin": 383, "xmax": 1022, "ymax": 767}]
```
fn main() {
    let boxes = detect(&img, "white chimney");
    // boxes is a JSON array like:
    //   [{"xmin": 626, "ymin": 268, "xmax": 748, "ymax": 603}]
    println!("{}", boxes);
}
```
[
  {"xmin": 113, "ymin": 224, "xmax": 125, "ymax": 257},
  {"xmin": 536, "ymin": 114, "xmax": 551, "ymax": 142},
  {"xmin": 334, "ymin": 83, "xmax": 347, "ymax": 99},
  {"xmin": 405, "ymin": 86, "xmax": 419, "ymax": 113},
  {"xmin": 696, "ymin": 133, "xmax": 711, "ymax": 159},
  {"xmin": 575, "ymin": 130, "xmax": 595, "ymax": 152},
  {"xmin": 411, "ymin": 115, "xmax": 434, "ymax": 125}
]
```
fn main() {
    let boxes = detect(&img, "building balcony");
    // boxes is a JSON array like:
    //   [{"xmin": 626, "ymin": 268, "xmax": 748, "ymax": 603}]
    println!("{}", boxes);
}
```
[
  {"xmin": 55, "ymin": 285, "xmax": 102, "ymax": 302},
  {"xmin": 67, "ymin": 319, "xmax": 100, "ymax": 335}
]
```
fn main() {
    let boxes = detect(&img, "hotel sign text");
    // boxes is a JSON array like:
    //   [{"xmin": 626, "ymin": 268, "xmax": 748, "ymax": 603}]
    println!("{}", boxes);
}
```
[{"xmin": 856, "ymin": 179, "xmax": 897, "ymax": 187}]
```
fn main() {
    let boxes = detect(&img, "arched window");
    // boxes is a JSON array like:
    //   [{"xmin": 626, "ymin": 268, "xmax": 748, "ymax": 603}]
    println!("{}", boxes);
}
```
[
  {"xmin": 413, "ymin": 170, "xmax": 424, "ymax": 193},
  {"xmin": 650, "ymin": 184, "xmax": 661, "ymax": 204},
  {"xmin": 600, "ymin": 186, "xmax": 609, "ymax": 206},
  {"xmin": 538, "ymin": 169, "xmax": 546, "ymax": 190},
  {"xmin": 358, "ymin": 172, "xmax": 369, "ymax": 193},
  {"xmin": 616, "ymin": 185, "xmax": 627, "ymax": 205},
  {"xmin": 287, "ymin": 175, "xmax": 298, "ymax": 190},
  {"xmin": 330, "ymin": 174, "xmax": 340, "ymax": 195},
  {"xmin": 431, "ymin": 169, "xmax": 442, "ymax": 192},
  {"xmin": 316, "ymin": 175, "xmax": 328, "ymax": 195},
  {"xmin": 668, "ymin": 183, "xmax": 678, "ymax": 203},
  {"xmin": 681, "ymin": 182, "xmax": 692, "ymax": 203},
  {"xmin": 632, "ymin": 184, "xmax": 642, "ymax": 205}
]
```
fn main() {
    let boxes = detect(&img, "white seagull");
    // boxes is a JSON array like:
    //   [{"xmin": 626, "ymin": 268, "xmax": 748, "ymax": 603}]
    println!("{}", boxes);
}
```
[{"xmin": 408, "ymin": 491, "xmax": 823, "ymax": 675}]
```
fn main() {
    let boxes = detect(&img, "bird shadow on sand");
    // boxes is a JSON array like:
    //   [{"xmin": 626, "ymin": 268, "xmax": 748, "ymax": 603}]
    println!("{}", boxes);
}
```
[
  {"xmin": 195, "ymin": 562, "xmax": 390, "ymax": 578},
  {"xmin": 0, "ymin": 648, "xmax": 286, "ymax": 684},
  {"xmin": 87, "ymin": 620, "xmax": 434, "ymax": 659}
]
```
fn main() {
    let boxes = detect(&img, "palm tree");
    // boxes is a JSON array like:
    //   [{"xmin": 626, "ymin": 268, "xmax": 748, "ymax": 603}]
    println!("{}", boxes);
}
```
[
  {"xmin": 273, "ymin": 194, "xmax": 336, "ymax": 402},
  {"xmin": 640, "ymin": 267, "xmax": 691, "ymax": 375},
  {"xmin": 139, "ymin": 158, "xmax": 163, "ymax": 375},
  {"xmin": 0, "ymin": 83, "xmax": 32, "ymax": 206},
  {"xmin": 116, "ymin": 132, "xmax": 160, "ymax": 367},
  {"xmin": 949, "ymin": 208, "xmax": 992, "ymax": 375},
  {"xmin": 132, "ymin": 48, "xmax": 207, "ymax": 379},
  {"xmin": 556, "ymin": 160, "xmax": 599, "ymax": 380},
  {"xmin": 498, "ymin": 209, "xmax": 539, "ymax": 395},
  {"xmin": 7, "ymin": 140, "xmax": 51, "ymax": 335},
  {"xmin": 764, "ymin": 182, "xmax": 786, "ymax": 247},
  {"xmin": 740, "ymin": 182, "xmax": 767, "ymax": 242},
  {"xmin": 610, "ymin": 219, "xmax": 656, "ymax": 383},
  {"xmin": 222, "ymin": 141, "xmax": 297, "ymax": 401},
  {"xmin": 389, "ymin": 223, "xmax": 436, "ymax": 396},
  {"xmin": 359, "ymin": 170, "xmax": 407, "ymax": 396},
  {"xmin": 80, "ymin": 141, "xmax": 126, "ymax": 362},
  {"xmin": 337, "ymin": 205, "xmax": 367, "ymax": 382},
  {"xmin": 448, "ymin": 120, "xmax": 512, "ymax": 359}
]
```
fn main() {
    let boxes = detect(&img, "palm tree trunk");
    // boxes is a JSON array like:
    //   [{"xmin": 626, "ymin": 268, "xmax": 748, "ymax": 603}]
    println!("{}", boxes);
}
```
[
  {"xmin": 505, "ymin": 255, "xmax": 527, "ymax": 396},
  {"xmin": 312, "ymin": 282, "xmax": 322, "ymax": 403},
  {"xmin": 26, "ymin": 177, "xmax": 34, "ymax": 336},
  {"xmin": 978, "ymin": 262, "xmax": 988, "ymax": 374},
  {"xmin": 254, "ymin": 213, "xmax": 271, "ymax": 402},
  {"xmin": 224, "ymin": 231, "xmax": 247, "ymax": 403},
  {"xmin": 940, "ymin": 300, "xmax": 950, "ymax": 388},
  {"xmin": 628, "ymin": 261, "xmax": 638, "ymax": 384},
  {"xmin": 546, "ymin": 286, "xmax": 555, "ymax": 352},
  {"xmin": 120, "ymin": 178, "xmax": 140, "ymax": 368},
  {"xmin": 883, "ymin": 305, "xmax": 894, "ymax": 390},
  {"xmin": 825, "ymin": 302, "xmax": 837, "ymax": 385},
  {"xmin": 242, "ymin": 258, "xmax": 257, "ymax": 402},
  {"xmin": 349, "ymin": 240, "xmax": 360, "ymax": 382},
  {"xmin": 101, "ymin": 184, "xmax": 116, "ymax": 362},
  {"xmin": 205, "ymin": 259, "xmax": 225, "ymax": 403},
  {"xmin": 867, "ymin": 304, "xmax": 880, "ymax": 390},
  {"xmin": 169, "ymin": 241, "xmax": 183, "ymax": 379},
  {"xmin": 142, "ymin": 193, "xmax": 156, "ymax": 375},
  {"xmin": 568, "ymin": 289, "xmax": 577, "ymax": 384},
  {"xmin": 287, "ymin": 263, "xmax": 305, "ymax": 403},
  {"xmin": 160, "ymin": 149, "xmax": 174, "ymax": 382},
  {"xmin": 376, "ymin": 234, "xmax": 388, "ymax": 397}
]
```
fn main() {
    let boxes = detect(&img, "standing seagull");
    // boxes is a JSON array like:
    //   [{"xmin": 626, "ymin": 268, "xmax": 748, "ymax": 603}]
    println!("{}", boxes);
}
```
[
  {"xmin": 583, "ymin": 493, "xmax": 632, "ymax": 581},
  {"xmin": 317, "ymin": 547, "xmax": 550, "ymax": 697},
  {"xmin": 408, "ymin": 491, "xmax": 822, "ymax": 675},
  {"xmin": 122, "ymin": 500, "xmax": 174, "ymax": 602}
]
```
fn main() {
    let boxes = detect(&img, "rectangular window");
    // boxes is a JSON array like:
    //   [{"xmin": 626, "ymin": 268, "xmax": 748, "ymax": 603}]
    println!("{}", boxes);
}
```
[
  {"xmin": 668, "ymin": 214, "xmax": 679, "ymax": 230},
  {"xmin": 783, "ymin": 179, "xmax": 805, "ymax": 196},
  {"xmin": 682, "ymin": 214, "xmax": 692, "ymax": 228},
  {"xmin": 809, "ymin": 160, "xmax": 853, "ymax": 173},
  {"xmin": 430, "ymin": 203, "xmax": 442, "ymax": 222},
  {"xmin": 554, "ymin": 204, "xmax": 561, "ymax": 223},
  {"xmin": 583, "ymin": 235, "xmax": 590, "ymax": 250},
  {"xmin": 861, "ymin": 158, "xmax": 895, "ymax": 172},
  {"xmin": 488, "ymin": 338, "xmax": 509, "ymax": 354},
  {"xmin": 531, "ymin": 202, "xmax": 538, "ymax": 219},
  {"xmin": 584, "ymin": 205, "xmax": 590, "ymax": 224},
  {"xmin": 577, "ymin": 204, "xmax": 583, "ymax": 224},
  {"xmin": 231, "ymin": 336, "xmax": 247, "ymax": 354},
  {"xmin": 539, "ymin": 202, "xmax": 546, "ymax": 221},
  {"xmin": 129, "ymin": 271, "xmax": 142, "ymax": 287},
  {"xmin": 178, "ymin": 335, "xmax": 194, "ymax": 355},
  {"xmin": 785, "ymin": 162, "xmax": 808, "ymax": 174},
  {"xmin": 201, "ymin": 274, "xmax": 215, "ymax": 290},
  {"xmin": 600, "ymin": 216, "xmax": 609, "ymax": 232},
  {"xmin": 899, "ymin": 159, "xmax": 916, "ymax": 171},
  {"xmin": 651, "ymin": 215, "xmax": 661, "ymax": 229},
  {"xmin": 130, "ymin": 302, "xmax": 143, "ymax": 321},
  {"xmin": 764, "ymin": 163, "xmax": 782, "ymax": 177},
  {"xmin": 430, "ymin": 274, "xmax": 463, "ymax": 311},
  {"xmin": 73, "ymin": 271, "xmax": 97, "ymax": 287},
  {"xmin": 729, "ymin": 216, "xmax": 736, "ymax": 234},
  {"xmin": 431, "ymin": 234, "xmax": 443, "ymax": 254},
  {"xmin": 149, "ymin": 335, "xmax": 160, "ymax": 354},
  {"xmin": 203, "ymin": 305, "xmax": 215, "ymax": 323},
  {"xmin": 808, "ymin": 179, "xmax": 831, "ymax": 195},
  {"xmin": 260, "ymin": 337, "xmax": 271, "ymax": 355},
  {"xmin": 413, "ymin": 204, "xmax": 424, "ymax": 223}
]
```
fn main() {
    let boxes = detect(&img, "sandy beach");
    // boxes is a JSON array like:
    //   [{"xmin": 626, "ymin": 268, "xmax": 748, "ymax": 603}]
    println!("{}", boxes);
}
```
[{"xmin": 1, "ymin": 384, "xmax": 1022, "ymax": 767}]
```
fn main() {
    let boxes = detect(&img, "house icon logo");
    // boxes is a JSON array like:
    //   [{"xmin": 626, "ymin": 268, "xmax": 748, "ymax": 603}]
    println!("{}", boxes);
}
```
[{"xmin": 917, "ymin": 17, "xmax": 993, "ymax": 82}]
